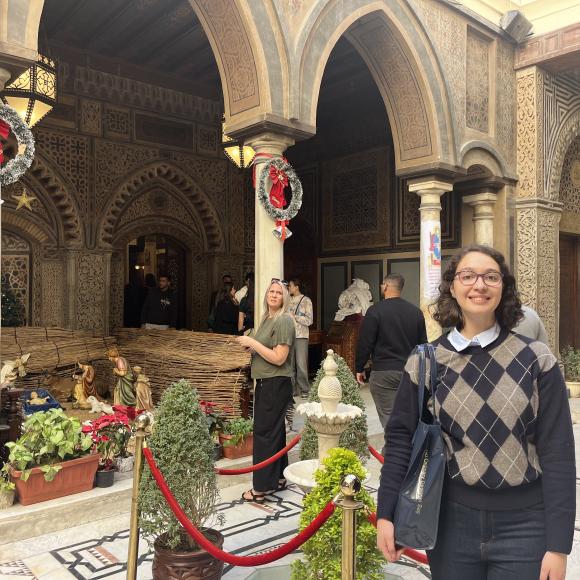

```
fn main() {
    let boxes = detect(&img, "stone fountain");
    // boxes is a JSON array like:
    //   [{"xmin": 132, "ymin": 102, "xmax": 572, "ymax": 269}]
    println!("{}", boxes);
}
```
[{"xmin": 283, "ymin": 349, "xmax": 363, "ymax": 491}]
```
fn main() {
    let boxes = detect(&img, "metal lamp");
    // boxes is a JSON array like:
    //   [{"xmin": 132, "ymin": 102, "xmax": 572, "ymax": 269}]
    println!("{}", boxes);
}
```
[
  {"xmin": 221, "ymin": 117, "xmax": 255, "ymax": 169},
  {"xmin": 1, "ymin": 55, "xmax": 57, "ymax": 128}
]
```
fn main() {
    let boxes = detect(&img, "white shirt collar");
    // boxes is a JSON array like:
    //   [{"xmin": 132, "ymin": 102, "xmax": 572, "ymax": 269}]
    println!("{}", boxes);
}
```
[{"xmin": 448, "ymin": 322, "xmax": 501, "ymax": 352}]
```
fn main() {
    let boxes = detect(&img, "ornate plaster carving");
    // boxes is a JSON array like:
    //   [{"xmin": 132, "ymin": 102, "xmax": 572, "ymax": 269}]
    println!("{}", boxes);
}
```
[{"xmin": 98, "ymin": 162, "xmax": 225, "ymax": 251}]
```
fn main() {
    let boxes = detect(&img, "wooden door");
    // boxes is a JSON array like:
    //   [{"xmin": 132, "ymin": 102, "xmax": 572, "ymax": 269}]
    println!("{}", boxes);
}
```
[{"xmin": 559, "ymin": 235, "xmax": 580, "ymax": 349}]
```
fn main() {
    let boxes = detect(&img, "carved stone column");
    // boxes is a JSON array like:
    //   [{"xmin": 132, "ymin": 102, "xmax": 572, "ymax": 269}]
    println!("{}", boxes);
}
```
[
  {"xmin": 463, "ymin": 192, "xmax": 498, "ymax": 246},
  {"xmin": 408, "ymin": 179, "xmax": 453, "ymax": 341},
  {"xmin": 246, "ymin": 133, "xmax": 294, "ymax": 325},
  {"xmin": 515, "ymin": 198, "xmax": 563, "ymax": 353}
]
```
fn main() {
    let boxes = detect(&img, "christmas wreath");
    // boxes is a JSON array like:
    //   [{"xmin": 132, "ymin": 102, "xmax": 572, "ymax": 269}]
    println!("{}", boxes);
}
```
[
  {"xmin": 0, "ymin": 104, "xmax": 35, "ymax": 187},
  {"xmin": 256, "ymin": 156, "xmax": 302, "ymax": 240}
]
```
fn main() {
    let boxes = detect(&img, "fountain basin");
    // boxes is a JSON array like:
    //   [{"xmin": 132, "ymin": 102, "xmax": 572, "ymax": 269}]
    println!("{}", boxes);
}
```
[
  {"xmin": 284, "ymin": 459, "xmax": 371, "ymax": 493},
  {"xmin": 296, "ymin": 402, "xmax": 362, "ymax": 424}
]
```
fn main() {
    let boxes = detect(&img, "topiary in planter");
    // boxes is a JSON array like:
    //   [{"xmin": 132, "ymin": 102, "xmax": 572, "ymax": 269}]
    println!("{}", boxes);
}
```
[
  {"xmin": 139, "ymin": 379, "xmax": 224, "ymax": 552},
  {"xmin": 291, "ymin": 448, "xmax": 384, "ymax": 579},
  {"xmin": 299, "ymin": 353, "xmax": 369, "ymax": 462}
]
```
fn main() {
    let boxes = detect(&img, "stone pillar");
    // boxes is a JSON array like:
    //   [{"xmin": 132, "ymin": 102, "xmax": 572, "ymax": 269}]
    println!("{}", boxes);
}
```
[
  {"xmin": 515, "ymin": 198, "xmax": 563, "ymax": 353},
  {"xmin": 246, "ymin": 133, "xmax": 294, "ymax": 325},
  {"xmin": 463, "ymin": 192, "xmax": 498, "ymax": 246},
  {"xmin": 408, "ymin": 179, "xmax": 453, "ymax": 341}
]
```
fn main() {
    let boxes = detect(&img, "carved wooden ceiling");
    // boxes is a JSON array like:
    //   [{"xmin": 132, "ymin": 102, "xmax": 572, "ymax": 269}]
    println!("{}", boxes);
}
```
[{"xmin": 41, "ymin": 0, "xmax": 221, "ymax": 99}]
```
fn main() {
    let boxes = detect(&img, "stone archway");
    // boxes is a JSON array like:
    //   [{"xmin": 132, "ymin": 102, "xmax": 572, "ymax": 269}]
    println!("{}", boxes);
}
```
[
  {"xmin": 296, "ymin": 1, "xmax": 456, "ymax": 172},
  {"xmin": 98, "ymin": 162, "xmax": 225, "ymax": 251}
]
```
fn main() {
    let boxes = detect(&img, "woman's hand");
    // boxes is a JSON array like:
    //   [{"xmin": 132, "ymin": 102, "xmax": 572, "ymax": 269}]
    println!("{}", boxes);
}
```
[
  {"xmin": 376, "ymin": 518, "xmax": 404, "ymax": 563},
  {"xmin": 236, "ymin": 335, "xmax": 256, "ymax": 351},
  {"xmin": 540, "ymin": 552, "xmax": 567, "ymax": 580}
]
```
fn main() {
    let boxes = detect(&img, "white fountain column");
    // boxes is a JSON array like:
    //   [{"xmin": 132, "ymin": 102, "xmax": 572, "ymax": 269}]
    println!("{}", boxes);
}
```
[
  {"xmin": 463, "ymin": 191, "xmax": 498, "ymax": 247},
  {"xmin": 316, "ymin": 350, "xmax": 342, "ymax": 462}
]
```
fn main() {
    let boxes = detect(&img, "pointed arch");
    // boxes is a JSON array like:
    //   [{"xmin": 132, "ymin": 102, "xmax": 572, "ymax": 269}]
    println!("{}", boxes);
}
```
[{"xmin": 98, "ymin": 161, "xmax": 225, "ymax": 251}]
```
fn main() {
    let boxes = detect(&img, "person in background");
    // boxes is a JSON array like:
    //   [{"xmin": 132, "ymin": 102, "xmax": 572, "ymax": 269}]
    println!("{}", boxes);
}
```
[
  {"xmin": 208, "ymin": 274, "xmax": 233, "ymax": 331},
  {"xmin": 355, "ymin": 273, "xmax": 426, "ymax": 448},
  {"xmin": 237, "ymin": 279, "xmax": 295, "ymax": 503},
  {"xmin": 235, "ymin": 271, "xmax": 254, "ymax": 305},
  {"xmin": 238, "ymin": 275, "xmax": 255, "ymax": 334},
  {"xmin": 212, "ymin": 282, "xmax": 239, "ymax": 335},
  {"xmin": 514, "ymin": 304, "xmax": 549, "ymax": 345},
  {"xmin": 140, "ymin": 273, "xmax": 177, "ymax": 329},
  {"xmin": 376, "ymin": 245, "xmax": 575, "ymax": 580}
]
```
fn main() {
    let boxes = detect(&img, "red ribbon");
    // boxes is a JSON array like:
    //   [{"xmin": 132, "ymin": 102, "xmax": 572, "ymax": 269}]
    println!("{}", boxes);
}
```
[{"xmin": 0, "ymin": 120, "xmax": 10, "ymax": 164}]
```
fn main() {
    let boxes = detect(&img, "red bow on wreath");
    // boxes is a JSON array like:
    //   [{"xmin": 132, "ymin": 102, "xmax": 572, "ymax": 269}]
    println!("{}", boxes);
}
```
[
  {"xmin": 0, "ymin": 120, "xmax": 10, "ymax": 164},
  {"xmin": 252, "ymin": 153, "xmax": 291, "ymax": 240}
]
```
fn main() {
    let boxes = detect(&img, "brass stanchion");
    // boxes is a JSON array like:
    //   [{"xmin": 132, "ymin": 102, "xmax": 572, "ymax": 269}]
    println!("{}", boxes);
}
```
[
  {"xmin": 335, "ymin": 474, "xmax": 363, "ymax": 580},
  {"xmin": 126, "ymin": 412, "xmax": 152, "ymax": 580}
]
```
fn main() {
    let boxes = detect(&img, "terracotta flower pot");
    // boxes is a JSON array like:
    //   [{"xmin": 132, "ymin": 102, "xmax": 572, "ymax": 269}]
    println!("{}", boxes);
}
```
[
  {"xmin": 152, "ymin": 529, "xmax": 224, "ymax": 580},
  {"xmin": 218, "ymin": 433, "xmax": 253, "ymax": 460},
  {"xmin": 566, "ymin": 380, "xmax": 580, "ymax": 398},
  {"xmin": 9, "ymin": 453, "xmax": 99, "ymax": 505}
]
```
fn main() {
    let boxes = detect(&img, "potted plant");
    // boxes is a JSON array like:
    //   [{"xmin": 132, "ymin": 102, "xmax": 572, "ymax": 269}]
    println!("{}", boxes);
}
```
[
  {"xmin": 0, "ymin": 466, "xmax": 15, "ymax": 509},
  {"xmin": 82, "ymin": 410, "xmax": 133, "ymax": 486},
  {"xmin": 300, "ymin": 353, "xmax": 370, "ymax": 462},
  {"xmin": 5, "ymin": 408, "xmax": 97, "ymax": 505},
  {"xmin": 561, "ymin": 345, "xmax": 580, "ymax": 397},
  {"xmin": 219, "ymin": 417, "xmax": 253, "ymax": 460},
  {"xmin": 139, "ymin": 379, "xmax": 225, "ymax": 580},
  {"xmin": 292, "ymin": 448, "xmax": 384, "ymax": 580},
  {"xmin": 200, "ymin": 401, "xmax": 227, "ymax": 461}
]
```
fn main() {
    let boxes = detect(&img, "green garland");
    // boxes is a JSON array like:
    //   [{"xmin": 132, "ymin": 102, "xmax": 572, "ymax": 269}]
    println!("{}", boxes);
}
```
[
  {"xmin": 0, "ymin": 104, "xmax": 35, "ymax": 187},
  {"xmin": 256, "ymin": 157, "xmax": 303, "ymax": 221}
]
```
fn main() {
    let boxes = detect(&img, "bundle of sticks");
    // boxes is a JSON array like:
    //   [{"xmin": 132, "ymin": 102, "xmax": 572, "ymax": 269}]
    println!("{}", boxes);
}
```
[{"xmin": 116, "ymin": 328, "xmax": 251, "ymax": 416}]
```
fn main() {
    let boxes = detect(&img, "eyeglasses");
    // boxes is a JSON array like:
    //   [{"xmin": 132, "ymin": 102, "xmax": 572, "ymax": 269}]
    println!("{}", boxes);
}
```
[
  {"xmin": 454, "ymin": 270, "xmax": 503, "ymax": 287},
  {"xmin": 271, "ymin": 278, "xmax": 288, "ymax": 287}
]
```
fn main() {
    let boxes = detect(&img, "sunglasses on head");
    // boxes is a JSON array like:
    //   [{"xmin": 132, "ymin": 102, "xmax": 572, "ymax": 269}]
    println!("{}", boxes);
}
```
[{"xmin": 271, "ymin": 278, "xmax": 288, "ymax": 287}]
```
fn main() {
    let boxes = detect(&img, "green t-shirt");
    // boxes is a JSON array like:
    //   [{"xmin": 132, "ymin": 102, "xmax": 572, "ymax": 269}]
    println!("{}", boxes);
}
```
[{"xmin": 251, "ymin": 313, "xmax": 295, "ymax": 379}]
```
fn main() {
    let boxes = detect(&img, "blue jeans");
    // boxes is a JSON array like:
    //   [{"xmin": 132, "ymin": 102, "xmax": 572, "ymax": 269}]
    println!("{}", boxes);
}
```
[{"xmin": 427, "ymin": 498, "xmax": 546, "ymax": 580}]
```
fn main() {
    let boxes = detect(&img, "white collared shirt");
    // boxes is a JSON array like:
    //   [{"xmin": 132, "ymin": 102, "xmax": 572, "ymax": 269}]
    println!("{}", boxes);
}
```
[{"xmin": 448, "ymin": 322, "xmax": 501, "ymax": 352}]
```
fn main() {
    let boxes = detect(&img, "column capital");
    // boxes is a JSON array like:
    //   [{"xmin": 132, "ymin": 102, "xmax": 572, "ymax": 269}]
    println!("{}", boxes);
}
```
[
  {"xmin": 245, "ymin": 132, "xmax": 294, "ymax": 156},
  {"xmin": 407, "ymin": 179, "xmax": 453, "ymax": 195},
  {"xmin": 463, "ymin": 192, "xmax": 498, "ymax": 207}
]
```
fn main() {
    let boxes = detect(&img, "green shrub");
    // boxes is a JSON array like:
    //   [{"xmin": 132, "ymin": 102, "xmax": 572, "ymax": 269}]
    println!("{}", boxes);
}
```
[
  {"xmin": 300, "ymin": 353, "xmax": 369, "ymax": 462},
  {"xmin": 138, "ymin": 379, "xmax": 223, "ymax": 550},
  {"xmin": 561, "ymin": 345, "xmax": 580, "ymax": 381},
  {"xmin": 291, "ymin": 448, "xmax": 384, "ymax": 579},
  {"xmin": 6, "ymin": 409, "xmax": 93, "ymax": 482}
]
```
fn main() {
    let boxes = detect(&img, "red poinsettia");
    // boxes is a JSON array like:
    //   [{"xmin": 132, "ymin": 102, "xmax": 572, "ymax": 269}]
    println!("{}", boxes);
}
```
[{"xmin": 83, "ymin": 410, "xmax": 133, "ymax": 470}]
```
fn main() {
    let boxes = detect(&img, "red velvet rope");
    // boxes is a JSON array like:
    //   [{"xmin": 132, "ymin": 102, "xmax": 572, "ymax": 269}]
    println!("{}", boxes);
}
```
[
  {"xmin": 366, "ymin": 511, "xmax": 430, "ymax": 566},
  {"xmin": 143, "ymin": 446, "xmax": 336, "ymax": 566},
  {"xmin": 368, "ymin": 444, "xmax": 385, "ymax": 464},
  {"xmin": 215, "ymin": 434, "xmax": 301, "ymax": 475}
]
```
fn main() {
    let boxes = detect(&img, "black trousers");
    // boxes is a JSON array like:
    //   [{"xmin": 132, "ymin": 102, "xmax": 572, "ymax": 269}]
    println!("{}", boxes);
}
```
[{"xmin": 253, "ymin": 376, "xmax": 293, "ymax": 492}]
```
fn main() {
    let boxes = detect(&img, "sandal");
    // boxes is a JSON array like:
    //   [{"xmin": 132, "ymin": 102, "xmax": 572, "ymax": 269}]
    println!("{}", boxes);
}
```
[
  {"xmin": 242, "ymin": 489, "xmax": 266, "ymax": 503},
  {"xmin": 276, "ymin": 479, "xmax": 287, "ymax": 492}
]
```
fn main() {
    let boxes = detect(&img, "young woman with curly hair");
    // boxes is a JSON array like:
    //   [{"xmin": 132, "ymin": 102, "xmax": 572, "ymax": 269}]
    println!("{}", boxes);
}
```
[{"xmin": 376, "ymin": 245, "xmax": 575, "ymax": 580}]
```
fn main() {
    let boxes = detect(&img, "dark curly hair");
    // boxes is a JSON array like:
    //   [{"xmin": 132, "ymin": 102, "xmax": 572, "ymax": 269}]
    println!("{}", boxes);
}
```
[{"xmin": 433, "ymin": 245, "xmax": 523, "ymax": 330}]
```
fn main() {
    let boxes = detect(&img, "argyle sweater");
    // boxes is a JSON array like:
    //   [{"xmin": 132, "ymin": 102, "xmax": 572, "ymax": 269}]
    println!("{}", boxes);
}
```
[{"xmin": 377, "ymin": 329, "xmax": 576, "ymax": 554}]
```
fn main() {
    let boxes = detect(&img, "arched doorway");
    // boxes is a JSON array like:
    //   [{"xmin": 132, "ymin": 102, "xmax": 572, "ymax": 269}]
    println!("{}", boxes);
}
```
[{"xmin": 124, "ymin": 234, "xmax": 188, "ymax": 329}]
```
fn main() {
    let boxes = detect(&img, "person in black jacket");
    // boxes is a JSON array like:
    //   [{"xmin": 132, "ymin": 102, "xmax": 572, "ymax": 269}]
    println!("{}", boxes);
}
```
[
  {"xmin": 212, "ymin": 283, "xmax": 239, "ymax": 335},
  {"xmin": 140, "ymin": 273, "xmax": 177, "ymax": 329},
  {"xmin": 355, "ymin": 273, "xmax": 427, "ymax": 445}
]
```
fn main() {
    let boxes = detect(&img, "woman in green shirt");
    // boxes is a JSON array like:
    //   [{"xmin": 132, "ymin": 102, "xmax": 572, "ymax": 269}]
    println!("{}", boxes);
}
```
[{"xmin": 237, "ymin": 278, "xmax": 296, "ymax": 502}]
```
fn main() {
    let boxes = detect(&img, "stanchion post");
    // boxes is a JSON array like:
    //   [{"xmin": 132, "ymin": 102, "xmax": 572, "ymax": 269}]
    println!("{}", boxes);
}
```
[
  {"xmin": 335, "ymin": 474, "xmax": 363, "ymax": 580},
  {"xmin": 126, "ymin": 412, "xmax": 152, "ymax": 580}
]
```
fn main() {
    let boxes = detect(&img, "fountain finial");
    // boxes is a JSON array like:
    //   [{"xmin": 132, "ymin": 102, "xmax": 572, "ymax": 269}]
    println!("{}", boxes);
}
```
[{"xmin": 318, "ymin": 349, "xmax": 342, "ymax": 414}]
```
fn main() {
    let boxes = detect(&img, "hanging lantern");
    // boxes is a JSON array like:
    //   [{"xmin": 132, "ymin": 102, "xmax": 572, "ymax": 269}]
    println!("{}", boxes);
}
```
[
  {"xmin": 1, "ymin": 55, "xmax": 57, "ymax": 128},
  {"xmin": 221, "ymin": 116, "xmax": 255, "ymax": 169}
]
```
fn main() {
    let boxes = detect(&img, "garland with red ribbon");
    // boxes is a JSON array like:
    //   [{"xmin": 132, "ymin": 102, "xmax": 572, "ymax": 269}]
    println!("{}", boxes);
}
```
[
  {"xmin": 0, "ymin": 104, "xmax": 35, "ymax": 187},
  {"xmin": 254, "ymin": 156, "xmax": 302, "ymax": 241}
]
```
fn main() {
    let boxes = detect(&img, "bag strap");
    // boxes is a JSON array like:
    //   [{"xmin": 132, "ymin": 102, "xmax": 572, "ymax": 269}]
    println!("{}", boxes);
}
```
[{"xmin": 416, "ymin": 343, "xmax": 439, "ymax": 424}]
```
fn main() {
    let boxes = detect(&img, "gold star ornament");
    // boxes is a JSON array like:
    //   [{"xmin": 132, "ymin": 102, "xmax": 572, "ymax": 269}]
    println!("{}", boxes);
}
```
[{"xmin": 13, "ymin": 190, "xmax": 36, "ymax": 211}]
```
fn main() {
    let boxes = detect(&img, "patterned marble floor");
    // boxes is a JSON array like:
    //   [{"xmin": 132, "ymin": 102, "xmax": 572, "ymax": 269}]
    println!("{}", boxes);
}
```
[{"xmin": 1, "ymin": 394, "xmax": 579, "ymax": 579}]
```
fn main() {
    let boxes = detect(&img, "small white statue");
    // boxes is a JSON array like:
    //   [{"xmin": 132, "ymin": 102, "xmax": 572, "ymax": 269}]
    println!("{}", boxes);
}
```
[
  {"xmin": 334, "ymin": 279, "xmax": 373, "ymax": 321},
  {"xmin": 1, "ymin": 353, "xmax": 31, "ymax": 388},
  {"xmin": 87, "ymin": 395, "xmax": 114, "ymax": 415}
]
